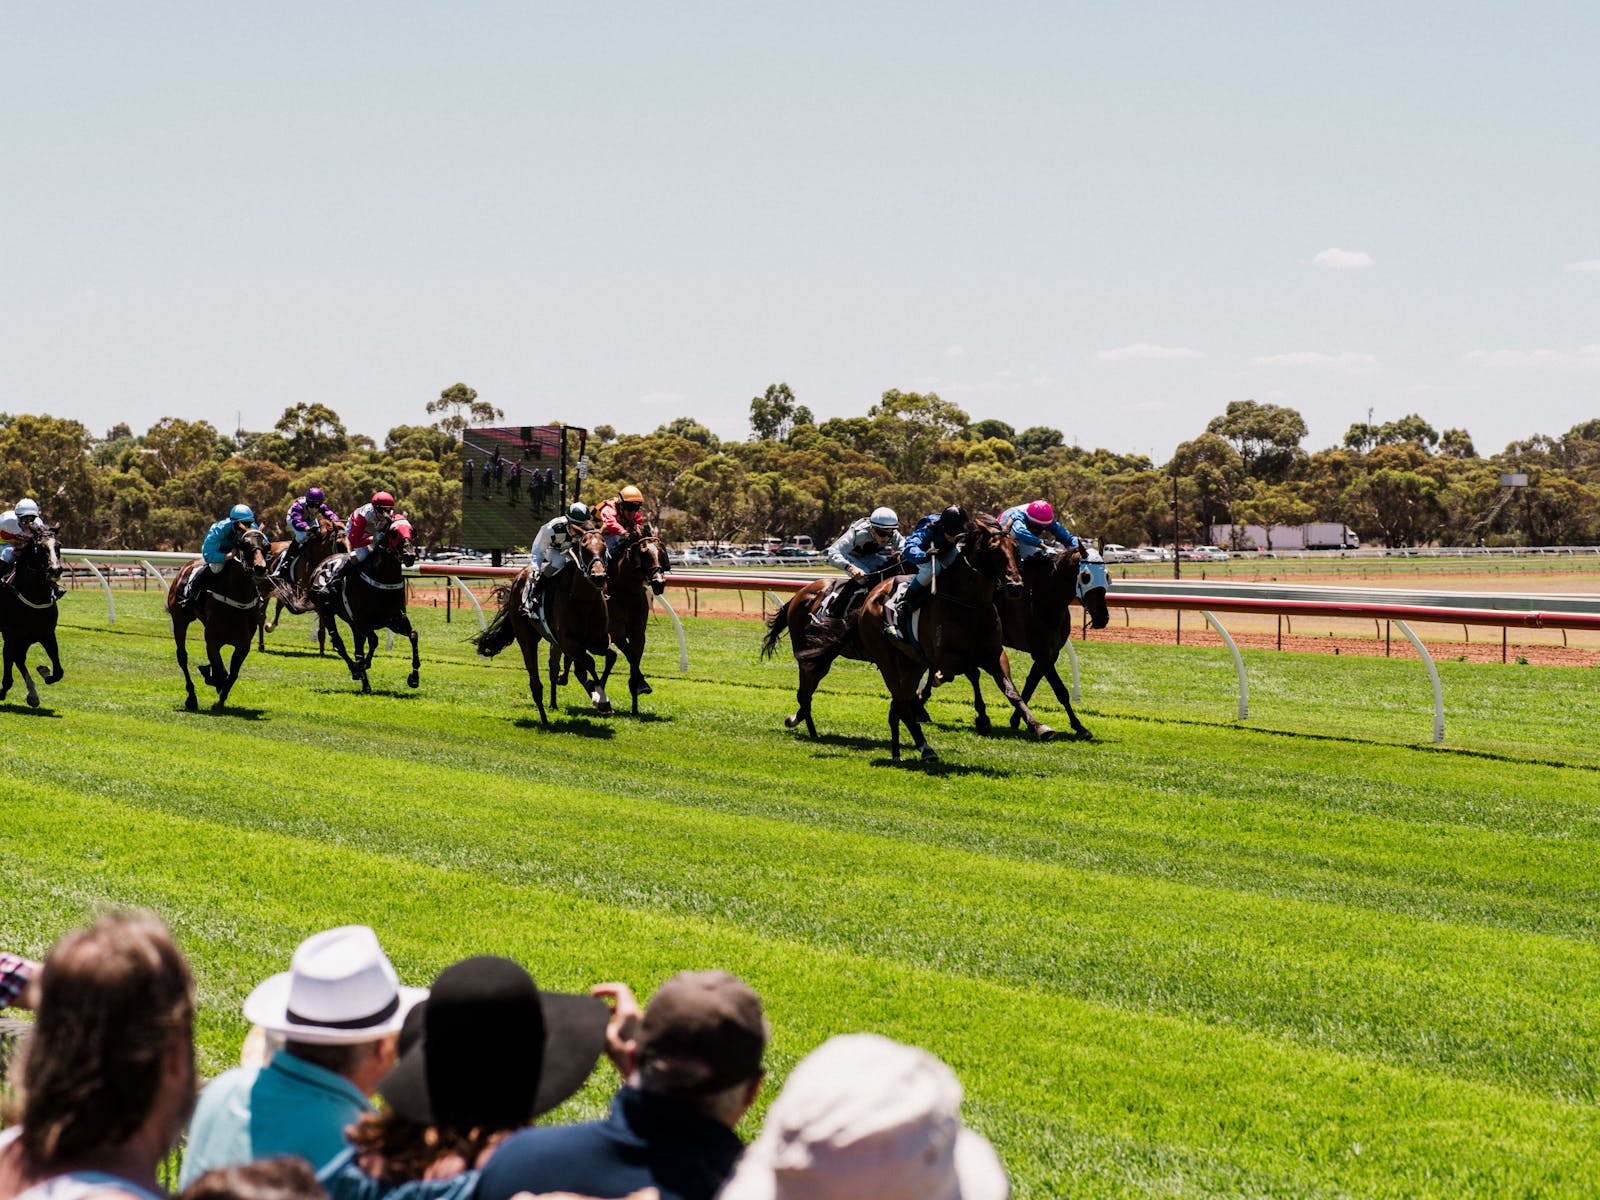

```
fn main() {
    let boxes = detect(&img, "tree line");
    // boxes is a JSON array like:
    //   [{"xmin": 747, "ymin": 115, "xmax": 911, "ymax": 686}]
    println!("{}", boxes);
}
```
[{"xmin": 4, "ymin": 383, "xmax": 1598, "ymax": 551}]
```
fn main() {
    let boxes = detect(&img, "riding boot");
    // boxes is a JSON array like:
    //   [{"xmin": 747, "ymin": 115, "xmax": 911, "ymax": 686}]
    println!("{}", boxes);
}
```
[
  {"xmin": 51, "ymin": 580, "xmax": 66, "ymax": 600},
  {"xmin": 884, "ymin": 578, "xmax": 927, "ymax": 640}
]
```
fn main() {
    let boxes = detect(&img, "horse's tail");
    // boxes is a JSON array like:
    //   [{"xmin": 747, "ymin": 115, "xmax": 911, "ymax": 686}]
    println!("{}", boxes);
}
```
[
  {"xmin": 472, "ymin": 584, "xmax": 518, "ymax": 658},
  {"xmin": 262, "ymin": 575, "xmax": 311, "ymax": 614},
  {"xmin": 760, "ymin": 595, "xmax": 791, "ymax": 660}
]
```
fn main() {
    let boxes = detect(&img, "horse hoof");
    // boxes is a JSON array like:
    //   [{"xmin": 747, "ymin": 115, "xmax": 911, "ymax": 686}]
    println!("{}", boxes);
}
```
[
  {"xmin": 26, "ymin": 695, "xmax": 39, "ymax": 709},
  {"xmin": 1033, "ymin": 724, "xmax": 1055, "ymax": 742},
  {"xmin": 920, "ymin": 746, "xmax": 940, "ymax": 762},
  {"xmin": 974, "ymin": 715, "xmax": 991, "ymax": 734},
  {"xmin": 632, "ymin": 680, "xmax": 653, "ymax": 696},
  {"xmin": 1072, "ymin": 727, "xmax": 1094, "ymax": 741},
  {"xmin": 185, "ymin": 697, "xmax": 198, "ymax": 712},
  {"xmin": 784, "ymin": 713, "xmax": 802, "ymax": 728},
  {"xmin": 407, "ymin": 673, "xmax": 420, "ymax": 689}
]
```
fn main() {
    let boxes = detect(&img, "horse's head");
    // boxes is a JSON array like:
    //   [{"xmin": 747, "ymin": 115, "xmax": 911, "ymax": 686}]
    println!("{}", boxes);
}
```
[
  {"xmin": 576, "ymin": 526, "xmax": 609, "ymax": 587},
  {"xmin": 24, "ymin": 525, "xmax": 64, "ymax": 580},
  {"xmin": 615, "ymin": 528, "xmax": 668, "ymax": 595},
  {"xmin": 968, "ymin": 515, "xmax": 1025, "ymax": 596},
  {"xmin": 1074, "ymin": 543, "xmax": 1111, "ymax": 629},
  {"xmin": 237, "ymin": 528, "xmax": 272, "ymax": 575},
  {"xmin": 318, "ymin": 515, "xmax": 348, "ymax": 551},
  {"xmin": 382, "ymin": 514, "xmax": 417, "ymax": 567}
]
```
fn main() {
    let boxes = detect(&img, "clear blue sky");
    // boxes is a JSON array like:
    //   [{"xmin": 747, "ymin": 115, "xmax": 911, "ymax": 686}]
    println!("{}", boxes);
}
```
[{"xmin": 4, "ymin": 2, "xmax": 1596, "ymax": 460}]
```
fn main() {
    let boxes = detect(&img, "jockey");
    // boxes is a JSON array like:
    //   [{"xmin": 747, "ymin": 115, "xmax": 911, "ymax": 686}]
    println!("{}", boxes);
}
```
[
  {"xmin": 178, "ymin": 504, "xmax": 257, "ymax": 607},
  {"xmin": 999, "ymin": 499, "xmax": 1078, "ymax": 560},
  {"xmin": 882, "ymin": 505, "xmax": 968, "ymax": 641},
  {"xmin": 317, "ymin": 492, "xmax": 395, "ymax": 595},
  {"xmin": 524, "ymin": 503, "xmax": 592, "ymax": 614},
  {"xmin": 278, "ymin": 487, "xmax": 342, "ymax": 578},
  {"xmin": 596, "ymin": 485, "xmax": 647, "ymax": 554},
  {"xmin": 820, "ymin": 507, "xmax": 904, "ymax": 619},
  {"xmin": 0, "ymin": 498, "xmax": 45, "ymax": 565}
]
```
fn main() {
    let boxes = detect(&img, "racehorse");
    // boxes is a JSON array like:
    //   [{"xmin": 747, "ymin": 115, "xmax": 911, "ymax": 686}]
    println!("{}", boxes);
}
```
[
  {"xmin": 760, "ymin": 559, "xmax": 911, "ymax": 738},
  {"xmin": 856, "ymin": 515, "xmax": 1052, "ymax": 762},
  {"xmin": 307, "ymin": 514, "xmax": 421, "ymax": 693},
  {"xmin": 259, "ymin": 515, "xmax": 348, "ymax": 650},
  {"xmin": 596, "ymin": 529, "xmax": 669, "ymax": 713},
  {"xmin": 167, "ymin": 528, "xmax": 293, "ymax": 711},
  {"xmin": 472, "ymin": 526, "xmax": 614, "ymax": 723},
  {"xmin": 0, "ymin": 526, "xmax": 65, "ymax": 709}
]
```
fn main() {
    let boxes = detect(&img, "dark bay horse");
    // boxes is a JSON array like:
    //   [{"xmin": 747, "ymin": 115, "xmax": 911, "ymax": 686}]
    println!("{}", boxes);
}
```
[
  {"xmin": 472, "ymin": 527, "xmax": 613, "ymax": 723},
  {"xmin": 922, "ymin": 541, "xmax": 1111, "ymax": 740},
  {"xmin": 856, "ymin": 516, "xmax": 1052, "ymax": 762},
  {"xmin": 260, "ymin": 516, "xmax": 348, "ymax": 650},
  {"xmin": 167, "ymin": 528, "xmax": 291, "ymax": 710},
  {"xmin": 0, "ymin": 527, "xmax": 65, "ymax": 708},
  {"xmin": 308, "ymin": 515, "xmax": 421, "ymax": 693},
  {"xmin": 597, "ymin": 530, "xmax": 669, "ymax": 713},
  {"xmin": 760, "ymin": 560, "xmax": 910, "ymax": 738}
]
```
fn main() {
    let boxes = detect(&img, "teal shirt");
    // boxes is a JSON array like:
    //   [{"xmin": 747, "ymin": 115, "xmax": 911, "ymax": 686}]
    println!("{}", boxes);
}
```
[{"xmin": 178, "ymin": 1052, "xmax": 371, "ymax": 1188}]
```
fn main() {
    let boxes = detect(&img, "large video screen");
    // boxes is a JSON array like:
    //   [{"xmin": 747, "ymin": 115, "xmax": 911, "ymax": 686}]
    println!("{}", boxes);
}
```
[{"xmin": 459, "ymin": 425, "xmax": 569, "ymax": 551}]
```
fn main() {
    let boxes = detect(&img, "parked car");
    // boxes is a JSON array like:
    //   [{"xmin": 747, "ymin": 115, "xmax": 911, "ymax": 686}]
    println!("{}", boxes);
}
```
[
  {"xmin": 775, "ymin": 549, "xmax": 821, "ymax": 563},
  {"xmin": 1183, "ymin": 545, "xmax": 1231, "ymax": 562},
  {"xmin": 1100, "ymin": 543, "xmax": 1135, "ymax": 563},
  {"xmin": 669, "ymin": 549, "xmax": 707, "ymax": 567},
  {"xmin": 1132, "ymin": 547, "xmax": 1170, "ymax": 563}
]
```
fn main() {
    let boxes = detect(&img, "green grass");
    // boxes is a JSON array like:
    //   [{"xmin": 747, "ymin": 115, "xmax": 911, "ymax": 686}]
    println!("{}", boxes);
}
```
[{"xmin": 4, "ymin": 593, "xmax": 1599, "ymax": 1198}]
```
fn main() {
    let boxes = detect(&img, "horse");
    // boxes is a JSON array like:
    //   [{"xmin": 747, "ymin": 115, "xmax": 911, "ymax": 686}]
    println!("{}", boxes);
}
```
[
  {"xmin": 596, "ymin": 529, "xmax": 669, "ymax": 713},
  {"xmin": 307, "ymin": 514, "xmax": 421, "ymax": 694},
  {"xmin": 167, "ymin": 528, "xmax": 292, "ymax": 711},
  {"xmin": 856, "ymin": 515, "xmax": 1052, "ymax": 762},
  {"xmin": 472, "ymin": 526, "xmax": 614, "ymax": 723},
  {"xmin": 760, "ymin": 559, "xmax": 911, "ymax": 738},
  {"xmin": 259, "ymin": 515, "xmax": 348, "ymax": 650},
  {"xmin": 918, "ymin": 540, "xmax": 1111, "ymax": 739},
  {"xmin": 0, "ymin": 526, "xmax": 65, "ymax": 709}
]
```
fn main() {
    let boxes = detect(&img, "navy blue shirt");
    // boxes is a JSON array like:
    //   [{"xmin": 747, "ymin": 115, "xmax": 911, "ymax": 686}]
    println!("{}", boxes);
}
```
[{"xmin": 475, "ymin": 1087, "xmax": 744, "ymax": 1200}]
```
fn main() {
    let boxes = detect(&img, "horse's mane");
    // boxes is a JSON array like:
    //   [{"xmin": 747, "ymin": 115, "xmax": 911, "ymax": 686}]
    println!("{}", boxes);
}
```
[{"xmin": 970, "ymin": 513, "xmax": 1001, "ymax": 536}]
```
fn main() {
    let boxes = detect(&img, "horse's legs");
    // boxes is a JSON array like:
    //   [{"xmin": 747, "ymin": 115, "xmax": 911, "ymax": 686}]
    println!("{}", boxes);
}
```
[
  {"xmin": 38, "ymin": 628, "xmax": 64, "ymax": 686},
  {"xmin": 1010, "ymin": 661, "xmax": 1046, "ymax": 731},
  {"xmin": 787, "ymin": 653, "xmax": 836, "ymax": 738},
  {"xmin": 570, "ymin": 651, "xmax": 610, "ymax": 712},
  {"xmin": 1042, "ymin": 661, "xmax": 1090, "ymax": 738},
  {"xmin": 13, "ymin": 653, "xmax": 39, "ymax": 709},
  {"xmin": 986, "ymin": 652, "xmax": 1054, "ymax": 741},
  {"xmin": 215, "ymin": 635, "xmax": 250, "ymax": 709},
  {"xmin": 173, "ymin": 615, "xmax": 199, "ymax": 711},
  {"xmin": 393, "ymin": 616, "xmax": 420, "ymax": 688},
  {"xmin": 547, "ymin": 643, "xmax": 561, "ymax": 711},
  {"xmin": 0, "ymin": 642, "xmax": 12, "ymax": 703},
  {"xmin": 966, "ymin": 670, "xmax": 990, "ymax": 733},
  {"xmin": 321, "ymin": 616, "xmax": 366, "ymax": 690},
  {"xmin": 513, "ymin": 624, "xmax": 549, "ymax": 724}
]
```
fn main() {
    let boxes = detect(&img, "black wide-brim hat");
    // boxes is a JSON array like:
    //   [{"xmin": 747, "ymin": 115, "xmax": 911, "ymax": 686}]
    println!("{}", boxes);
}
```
[{"xmin": 379, "ymin": 957, "xmax": 608, "ymax": 1132}]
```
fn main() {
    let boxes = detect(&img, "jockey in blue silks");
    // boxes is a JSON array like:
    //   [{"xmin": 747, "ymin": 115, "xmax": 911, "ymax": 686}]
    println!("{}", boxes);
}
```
[
  {"xmin": 882, "ymin": 505, "xmax": 967, "ymax": 641},
  {"xmin": 180, "ymin": 504, "xmax": 257, "ymax": 607},
  {"xmin": 998, "ymin": 500, "xmax": 1078, "ymax": 560}
]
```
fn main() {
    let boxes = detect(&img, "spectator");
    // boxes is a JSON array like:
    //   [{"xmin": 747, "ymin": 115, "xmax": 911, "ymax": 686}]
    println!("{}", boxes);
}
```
[
  {"xmin": 718, "ymin": 1033, "xmax": 1008, "ymax": 1200},
  {"xmin": 0, "ymin": 952, "xmax": 37, "ymax": 1010},
  {"xmin": 318, "ymin": 956, "xmax": 607, "ymax": 1200},
  {"xmin": 179, "ymin": 927, "xmax": 426, "ymax": 1189},
  {"xmin": 0, "ymin": 912, "xmax": 196, "ymax": 1200},
  {"xmin": 180, "ymin": 1159, "xmax": 327, "ymax": 1200},
  {"xmin": 475, "ymin": 970, "xmax": 768, "ymax": 1200}
]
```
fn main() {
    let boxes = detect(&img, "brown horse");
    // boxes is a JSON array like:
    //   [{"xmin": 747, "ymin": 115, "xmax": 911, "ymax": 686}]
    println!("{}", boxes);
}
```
[
  {"xmin": 167, "ymin": 528, "xmax": 292, "ymax": 711},
  {"xmin": 923, "ymin": 542, "xmax": 1111, "ymax": 740},
  {"xmin": 857, "ymin": 516, "xmax": 1052, "ymax": 762},
  {"xmin": 472, "ymin": 527, "xmax": 613, "ymax": 723},
  {"xmin": 0, "ymin": 526, "xmax": 65, "ymax": 709},
  {"xmin": 597, "ymin": 529, "xmax": 669, "ymax": 714},
  {"xmin": 760, "ymin": 560, "xmax": 910, "ymax": 738},
  {"xmin": 259, "ymin": 515, "xmax": 348, "ymax": 650}
]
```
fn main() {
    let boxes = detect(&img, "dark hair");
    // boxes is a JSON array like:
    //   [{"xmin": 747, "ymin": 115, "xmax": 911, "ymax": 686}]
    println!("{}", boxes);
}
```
[
  {"xmin": 6, "ymin": 912, "xmax": 194, "ymax": 1164},
  {"xmin": 180, "ymin": 1158, "xmax": 328, "ymax": 1200},
  {"xmin": 284, "ymin": 1039, "xmax": 374, "ymax": 1079},
  {"xmin": 344, "ymin": 1110, "xmax": 497, "ymax": 1184}
]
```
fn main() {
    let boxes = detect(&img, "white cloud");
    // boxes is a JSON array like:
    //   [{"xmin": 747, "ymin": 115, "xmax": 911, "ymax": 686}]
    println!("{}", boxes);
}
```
[
  {"xmin": 1032, "ymin": 374, "xmax": 1054, "ymax": 386},
  {"xmin": 1096, "ymin": 343, "xmax": 1204, "ymax": 362},
  {"xmin": 638, "ymin": 391, "xmax": 685, "ymax": 405},
  {"xmin": 1250, "ymin": 351, "xmax": 1378, "ymax": 372},
  {"xmin": 1312, "ymin": 247, "xmax": 1374, "ymax": 270},
  {"xmin": 1565, "ymin": 260, "xmax": 1600, "ymax": 273},
  {"xmin": 1466, "ymin": 345, "xmax": 1600, "ymax": 369},
  {"xmin": 943, "ymin": 344, "xmax": 965, "ymax": 358}
]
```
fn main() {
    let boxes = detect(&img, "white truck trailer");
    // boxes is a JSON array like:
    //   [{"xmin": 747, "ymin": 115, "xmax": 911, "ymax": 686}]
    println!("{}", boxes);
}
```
[{"xmin": 1210, "ymin": 523, "xmax": 1360, "ymax": 551}]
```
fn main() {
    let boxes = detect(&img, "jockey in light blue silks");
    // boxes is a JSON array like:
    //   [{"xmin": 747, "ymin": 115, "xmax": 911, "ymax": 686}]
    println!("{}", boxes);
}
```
[
  {"xmin": 820, "ymin": 507, "xmax": 904, "ymax": 619},
  {"xmin": 882, "ymin": 505, "xmax": 967, "ymax": 641},
  {"xmin": 179, "ymin": 504, "xmax": 257, "ymax": 607},
  {"xmin": 998, "ymin": 500, "xmax": 1078, "ymax": 559}
]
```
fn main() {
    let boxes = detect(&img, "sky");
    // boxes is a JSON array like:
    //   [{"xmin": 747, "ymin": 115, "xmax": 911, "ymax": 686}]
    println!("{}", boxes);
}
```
[{"xmin": 3, "ymin": 1, "xmax": 1597, "ymax": 462}]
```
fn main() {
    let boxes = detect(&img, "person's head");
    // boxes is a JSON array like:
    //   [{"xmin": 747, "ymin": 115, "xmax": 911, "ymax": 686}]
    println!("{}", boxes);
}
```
[
  {"xmin": 939, "ymin": 505, "xmax": 968, "ymax": 536},
  {"xmin": 720, "ymin": 1034, "xmax": 1008, "ymax": 1200},
  {"xmin": 567, "ymin": 502, "xmax": 590, "ymax": 525},
  {"xmin": 242, "ymin": 925, "xmax": 425, "ymax": 1097},
  {"xmin": 305, "ymin": 487, "xmax": 325, "ymax": 507},
  {"xmin": 633, "ymin": 970, "xmax": 768, "ymax": 1129},
  {"xmin": 230, "ymin": 503, "xmax": 256, "ymax": 529},
  {"xmin": 15, "ymin": 498, "xmax": 40, "ymax": 521},
  {"xmin": 179, "ymin": 1158, "xmax": 328, "ymax": 1200},
  {"xmin": 1023, "ymin": 500, "xmax": 1054, "ymax": 531},
  {"xmin": 371, "ymin": 492, "xmax": 396, "ymax": 514},
  {"xmin": 5, "ymin": 912, "xmax": 196, "ymax": 1168},
  {"xmin": 618, "ymin": 485, "xmax": 644, "ymax": 514},
  {"xmin": 869, "ymin": 507, "xmax": 899, "ymax": 542}
]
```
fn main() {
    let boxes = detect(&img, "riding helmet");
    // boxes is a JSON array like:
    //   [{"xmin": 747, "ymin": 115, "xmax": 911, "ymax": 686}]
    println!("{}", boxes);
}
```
[
  {"xmin": 567, "ymin": 502, "xmax": 590, "ymax": 522},
  {"xmin": 372, "ymin": 491, "xmax": 396, "ymax": 510},
  {"xmin": 15, "ymin": 498, "xmax": 40, "ymax": 519},
  {"xmin": 1025, "ymin": 500, "xmax": 1054, "ymax": 526},
  {"xmin": 869, "ymin": 507, "xmax": 899, "ymax": 530},
  {"xmin": 306, "ymin": 487, "xmax": 325, "ymax": 504},
  {"xmin": 230, "ymin": 503, "xmax": 255, "ymax": 523},
  {"xmin": 939, "ymin": 505, "xmax": 967, "ymax": 534},
  {"xmin": 619, "ymin": 485, "xmax": 644, "ymax": 505}
]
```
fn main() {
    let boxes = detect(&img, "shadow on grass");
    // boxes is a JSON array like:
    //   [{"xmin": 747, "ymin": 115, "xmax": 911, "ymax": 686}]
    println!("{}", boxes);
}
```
[
  {"xmin": 197, "ymin": 705, "xmax": 269, "ymax": 721},
  {"xmin": 803, "ymin": 732, "xmax": 883, "ymax": 751},
  {"xmin": 512, "ymin": 715, "xmax": 616, "ymax": 738},
  {"xmin": 868, "ymin": 756, "xmax": 1014, "ymax": 777},
  {"xmin": 0, "ymin": 702, "xmax": 62, "ymax": 718}
]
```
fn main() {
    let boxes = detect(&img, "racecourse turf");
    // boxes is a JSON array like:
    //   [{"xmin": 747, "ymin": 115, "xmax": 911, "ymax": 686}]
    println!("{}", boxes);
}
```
[{"xmin": 2, "ymin": 592, "xmax": 1598, "ymax": 1198}]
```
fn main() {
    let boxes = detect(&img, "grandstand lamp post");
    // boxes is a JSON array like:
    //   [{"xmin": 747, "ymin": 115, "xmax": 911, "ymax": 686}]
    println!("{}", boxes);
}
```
[
  {"xmin": 1501, "ymin": 471, "xmax": 1530, "ymax": 545},
  {"xmin": 1170, "ymin": 471, "xmax": 1181, "ymax": 581}
]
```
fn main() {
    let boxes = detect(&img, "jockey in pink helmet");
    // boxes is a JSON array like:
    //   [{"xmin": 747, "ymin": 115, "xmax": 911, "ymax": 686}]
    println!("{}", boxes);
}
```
[{"xmin": 998, "ymin": 500, "xmax": 1078, "ymax": 559}]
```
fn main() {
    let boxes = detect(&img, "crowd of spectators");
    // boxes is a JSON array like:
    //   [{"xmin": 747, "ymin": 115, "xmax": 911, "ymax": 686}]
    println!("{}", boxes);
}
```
[{"xmin": 0, "ymin": 915, "xmax": 1007, "ymax": 1200}]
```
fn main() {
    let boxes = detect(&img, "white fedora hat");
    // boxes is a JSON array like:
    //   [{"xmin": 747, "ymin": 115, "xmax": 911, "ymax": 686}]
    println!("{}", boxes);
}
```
[{"xmin": 243, "ymin": 925, "xmax": 426, "ymax": 1046}]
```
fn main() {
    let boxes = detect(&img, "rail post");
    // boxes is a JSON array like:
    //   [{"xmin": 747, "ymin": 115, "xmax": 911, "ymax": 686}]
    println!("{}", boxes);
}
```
[
  {"xmin": 654, "ymin": 591, "xmax": 690, "ymax": 673},
  {"xmin": 75, "ymin": 557, "xmax": 117, "ymax": 625},
  {"xmin": 1394, "ymin": 620, "xmax": 1444, "ymax": 743},
  {"xmin": 1201, "ymin": 611, "xmax": 1249, "ymax": 720}
]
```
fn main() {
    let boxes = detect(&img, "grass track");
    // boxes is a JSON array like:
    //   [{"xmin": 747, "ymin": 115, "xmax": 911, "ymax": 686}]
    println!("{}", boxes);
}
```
[{"xmin": 3, "ymin": 594, "xmax": 1598, "ymax": 1198}]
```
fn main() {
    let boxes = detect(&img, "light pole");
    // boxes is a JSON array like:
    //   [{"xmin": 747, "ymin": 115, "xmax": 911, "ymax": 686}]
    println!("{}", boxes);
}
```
[{"xmin": 1171, "ymin": 472, "xmax": 1181, "ymax": 581}]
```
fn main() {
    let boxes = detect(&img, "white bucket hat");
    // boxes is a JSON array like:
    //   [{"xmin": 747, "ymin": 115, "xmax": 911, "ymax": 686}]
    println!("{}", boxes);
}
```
[
  {"xmin": 720, "ymin": 1033, "xmax": 1008, "ymax": 1200},
  {"xmin": 242, "ymin": 925, "xmax": 426, "ymax": 1046}
]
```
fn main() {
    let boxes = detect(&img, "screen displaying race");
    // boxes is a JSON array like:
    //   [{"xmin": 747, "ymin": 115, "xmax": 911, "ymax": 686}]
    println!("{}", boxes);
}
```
[{"xmin": 459, "ymin": 425, "xmax": 567, "ymax": 551}]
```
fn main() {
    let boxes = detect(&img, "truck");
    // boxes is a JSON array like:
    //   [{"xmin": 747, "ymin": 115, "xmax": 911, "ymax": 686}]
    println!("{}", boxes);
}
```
[{"xmin": 1210, "ymin": 523, "xmax": 1360, "ymax": 552}]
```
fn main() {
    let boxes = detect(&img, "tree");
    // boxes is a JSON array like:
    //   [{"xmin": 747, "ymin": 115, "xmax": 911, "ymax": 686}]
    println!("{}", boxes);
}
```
[
  {"xmin": 1167, "ymin": 434, "xmax": 1245, "ymax": 538},
  {"xmin": 1205, "ymin": 400, "xmax": 1308, "ymax": 481},
  {"xmin": 868, "ymin": 389, "xmax": 969, "ymax": 481},
  {"xmin": 141, "ymin": 418, "xmax": 222, "ymax": 484},
  {"xmin": 656, "ymin": 417, "xmax": 719, "ymax": 449},
  {"xmin": 427, "ymin": 383, "xmax": 503, "ymax": 441},
  {"xmin": 593, "ymin": 424, "xmax": 618, "ymax": 444},
  {"xmin": 274, "ymin": 403, "xmax": 349, "ymax": 469},
  {"xmin": 384, "ymin": 424, "xmax": 457, "ymax": 462},
  {"xmin": 1439, "ymin": 428, "xmax": 1477, "ymax": 459},
  {"xmin": 970, "ymin": 418, "xmax": 1017, "ymax": 444},
  {"xmin": 1374, "ymin": 414, "xmax": 1439, "ymax": 450},
  {"xmin": 1014, "ymin": 426, "xmax": 1065, "ymax": 458},
  {"xmin": 0, "ymin": 414, "xmax": 99, "ymax": 540},
  {"xmin": 749, "ymin": 383, "xmax": 799, "ymax": 442}
]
